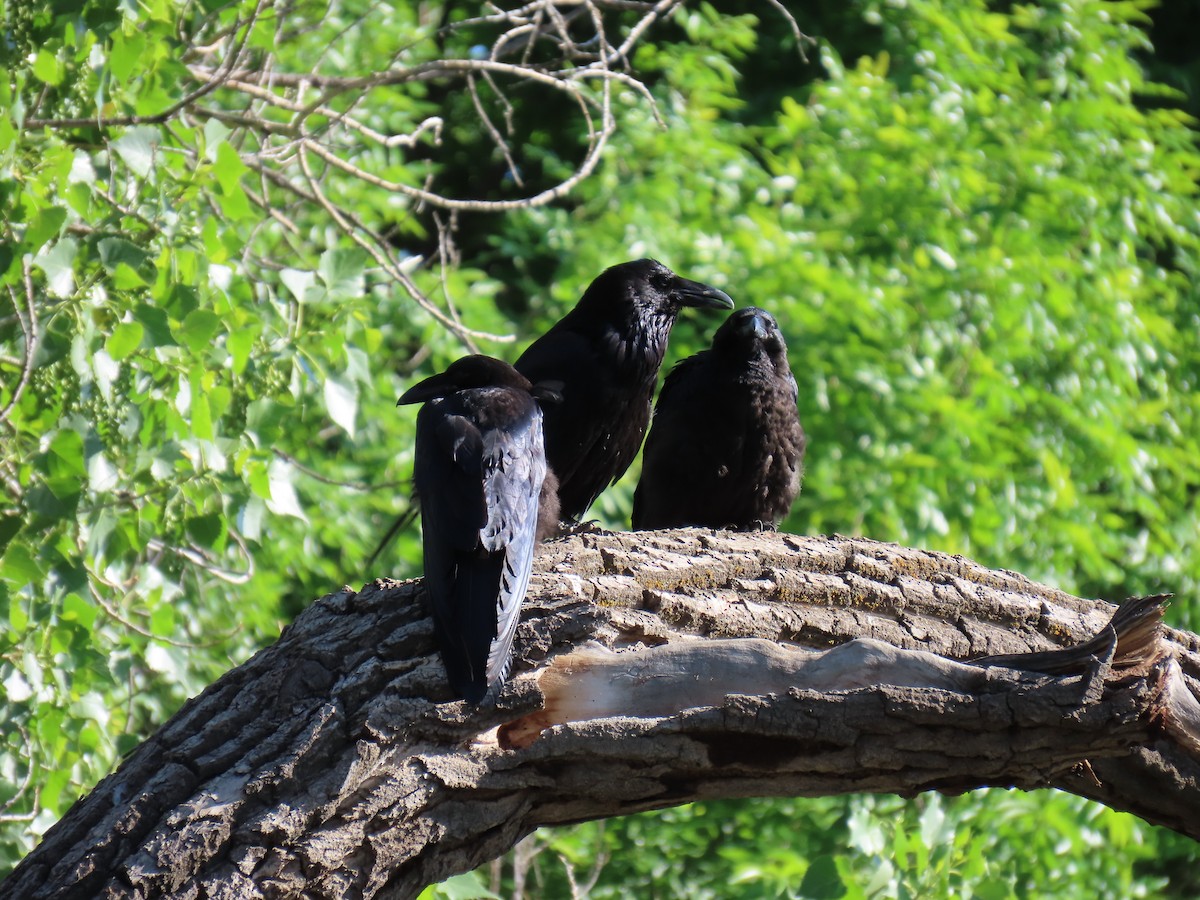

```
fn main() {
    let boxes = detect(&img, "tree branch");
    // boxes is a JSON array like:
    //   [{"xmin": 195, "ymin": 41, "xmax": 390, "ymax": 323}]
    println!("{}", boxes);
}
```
[{"xmin": 4, "ymin": 531, "xmax": 1197, "ymax": 899}]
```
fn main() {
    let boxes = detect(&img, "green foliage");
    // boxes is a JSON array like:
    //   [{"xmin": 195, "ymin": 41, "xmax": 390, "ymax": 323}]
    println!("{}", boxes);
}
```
[{"xmin": 2, "ymin": 0, "xmax": 1199, "ymax": 894}]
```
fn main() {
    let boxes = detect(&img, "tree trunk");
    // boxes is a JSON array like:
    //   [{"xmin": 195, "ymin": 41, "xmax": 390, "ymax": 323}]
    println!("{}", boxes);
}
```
[{"xmin": 4, "ymin": 530, "xmax": 1199, "ymax": 899}]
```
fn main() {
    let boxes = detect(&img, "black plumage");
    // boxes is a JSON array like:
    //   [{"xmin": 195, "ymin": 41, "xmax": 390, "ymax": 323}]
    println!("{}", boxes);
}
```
[
  {"xmin": 398, "ymin": 355, "xmax": 557, "ymax": 703},
  {"xmin": 632, "ymin": 307, "xmax": 805, "ymax": 531},
  {"xmin": 514, "ymin": 259, "xmax": 734, "ymax": 520}
]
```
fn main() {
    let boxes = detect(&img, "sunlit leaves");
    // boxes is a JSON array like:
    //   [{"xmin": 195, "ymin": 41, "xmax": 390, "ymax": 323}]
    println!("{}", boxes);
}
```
[
  {"xmin": 32, "ymin": 238, "xmax": 77, "ymax": 296},
  {"xmin": 173, "ymin": 308, "xmax": 221, "ymax": 354},
  {"xmin": 2, "ymin": 0, "xmax": 1198, "ymax": 892},
  {"xmin": 324, "ymin": 376, "xmax": 358, "ymax": 437}
]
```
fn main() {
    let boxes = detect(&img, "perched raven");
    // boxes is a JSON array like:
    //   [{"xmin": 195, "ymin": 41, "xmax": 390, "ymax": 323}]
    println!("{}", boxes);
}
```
[
  {"xmin": 632, "ymin": 307, "xmax": 805, "ymax": 531},
  {"xmin": 515, "ymin": 259, "xmax": 734, "ymax": 520},
  {"xmin": 398, "ymin": 355, "xmax": 558, "ymax": 703}
]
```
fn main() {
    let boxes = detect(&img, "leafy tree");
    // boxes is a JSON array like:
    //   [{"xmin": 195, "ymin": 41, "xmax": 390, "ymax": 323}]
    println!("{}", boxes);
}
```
[{"xmin": 1, "ymin": 0, "xmax": 1197, "ymax": 895}]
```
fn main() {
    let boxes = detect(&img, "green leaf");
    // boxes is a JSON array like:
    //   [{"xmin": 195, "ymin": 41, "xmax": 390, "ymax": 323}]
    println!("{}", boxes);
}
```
[
  {"xmin": 266, "ymin": 458, "xmax": 306, "ymax": 521},
  {"xmin": 112, "ymin": 126, "xmax": 160, "ymax": 178},
  {"xmin": 87, "ymin": 452, "xmax": 119, "ymax": 493},
  {"xmin": 68, "ymin": 151, "xmax": 97, "ymax": 187},
  {"xmin": 150, "ymin": 603, "xmax": 176, "ymax": 635},
  {"xmin": 0, "ymin": 516, "xmax": 21, "ymax": 557},
  {"xmin": 32, "ymin": 50, "xmax": 63, "ymax": 86},
  {"xmin": 186, "ymin": 513, "xmax": 223, "ymax": 547},
  {"xmin": 202, "ymin": 119, "xmax": 232, "ymax": 162},
  {"xmin": 61, "ymin": 593, "xmax": 98, "ymax": 631},
  {"xmin": 111, "ymin": 263, "xmax": 149, "ymax": 289},
  {"xmin": 189, "ymin": 368, "xmax": 214, "ymax": 440},
  {"xmin": 108, "ymin": 29, "xmax": 145, "ymax": 83},
  {"xmin": 7, "ymin": 583, "xmax": 28, "ymax": 631},
  {"xmin": 106, "ymin": 321, "xmax": 144, "ymax": 360},
  {"xmin": 33, "ymin": 238, "xmax": 78, "ymax": 298},
  {"xmin": 238, "ymin": 497, "xmax": 265, "ymax": 541},
  {"xmin": 214, "ymin": 141, "xmax": 248, "ymax": 194},
  {"xmin": 798, "ymin": 855, "xmax": 848, "ymax": 899},
  {"xmin": 318, "ymin": 248, "xmax": 366, "ymax": 300},
  {"xmin": 47, "ymin": 429, "xmax": 86, "ymax": 480},
  {"xmin": 280, "ymin": 268, "xmax": 317, "ymax": 304},
  {"xmin": 164, "ymin": 283, "xmax": 200, "ymax": 320},
  {"xmin": 0, "ymin": 544, "xmax": 43, "ymax": 590},
  {"xmin": 324, "ymin": 376, "xmax": 357, "ymax": 437},
  {"xmin": 86, "ymin": 508, "xmax": 120, "ymax": 565},
  {"xmin": 97, "ymin": 237, "xmax": 150, "ymax": 274},
  {"xmin": 25, "ymin": 207, "xmax": 67, "ymax": 253},
  {"xmin": 3, "ymin": 669, "xmax": 33, "ymax": 703},
  {"xmin": 175, "ymin": 308, "xmax": 222, "ymax": 354},
  {"xmin": 422, "ymin": 872, "xmax": 500, "ymax": 900},
  {"xmin": 227, "ymin": 325, "xmax": 256, "ymax": 374},
  {"xmin": 135, "ymin": 302, "xmax": 176, "ymax": 347}
]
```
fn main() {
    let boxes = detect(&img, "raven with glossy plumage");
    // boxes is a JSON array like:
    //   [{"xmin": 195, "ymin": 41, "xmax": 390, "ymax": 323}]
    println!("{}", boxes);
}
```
[
  {"xmin": 632, "ymin": 306, "xmax": 805, "ymax": 531},
  {"xmin": 514, "ymin": 259, "xmax": 734, "ymax": 520},
  {"xmin": 399, "ymin": 355, "xmax": 558, "ymax": 703}
]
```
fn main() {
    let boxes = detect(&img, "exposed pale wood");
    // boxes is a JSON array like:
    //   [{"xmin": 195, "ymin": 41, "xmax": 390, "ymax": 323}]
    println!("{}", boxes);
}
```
[{"xmin": 3, "ymin": 531, "xmax": 1198, "ymax": 900}]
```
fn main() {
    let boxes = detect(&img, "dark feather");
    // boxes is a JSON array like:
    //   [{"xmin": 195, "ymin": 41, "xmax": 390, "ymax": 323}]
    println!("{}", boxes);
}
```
[
  {"xmin": 515, "ymin": 259, "xmax": 733, "ymax": 520},
  {"xmin": 633, "ymin": 307, "xmax": 806, "ymax": 531},
  {"xmin": 399, "ymin": 355, "xmax": 553, "ymax": 702}
]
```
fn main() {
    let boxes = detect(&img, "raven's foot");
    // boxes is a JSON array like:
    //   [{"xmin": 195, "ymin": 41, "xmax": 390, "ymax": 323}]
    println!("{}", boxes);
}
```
[{"xmin": 558, "ymin": 518, "xmax": 608, "ymax": 537}]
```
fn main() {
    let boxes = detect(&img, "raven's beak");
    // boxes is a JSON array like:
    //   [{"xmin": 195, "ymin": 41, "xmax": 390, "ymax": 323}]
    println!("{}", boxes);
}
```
[
  {"xmin": 746, "ymin": 309, "xmax": 771, "ymax": 339},
  {"xmin": 397, "ymin": 373, "xmax": 450, "ymax": 406},
  {"xmin": 673, "ymin": 276, "xmax": 734, "ymax": 310},
  {"xmin": 732, "ymin": 313, "xmax": 768, "ymax": 339}
]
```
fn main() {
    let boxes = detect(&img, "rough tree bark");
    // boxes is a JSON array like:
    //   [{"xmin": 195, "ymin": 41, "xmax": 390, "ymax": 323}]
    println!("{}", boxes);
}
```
[{"xmin": 4, "ymin": 530, "xmax": 1199, "ymax": 899}]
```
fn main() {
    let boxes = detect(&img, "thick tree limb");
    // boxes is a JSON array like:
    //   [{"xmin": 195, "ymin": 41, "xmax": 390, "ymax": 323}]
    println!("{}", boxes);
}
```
[{"xmin": 4, "ymin": 531, "xmax": 1199, "ymax": 899}]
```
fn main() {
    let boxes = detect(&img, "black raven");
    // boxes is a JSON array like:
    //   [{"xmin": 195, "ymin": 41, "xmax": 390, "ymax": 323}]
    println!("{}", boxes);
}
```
[
  {"xmin": 398, "ymin": 355, "xmax": 558, "ymax": 703},
  {"xmin": 632, "ymin": 307, "xmax": 805, "ymax": 531},
  {"xmin": 514, "ymin": 259, "xmax": 734, "ymax": 520}
]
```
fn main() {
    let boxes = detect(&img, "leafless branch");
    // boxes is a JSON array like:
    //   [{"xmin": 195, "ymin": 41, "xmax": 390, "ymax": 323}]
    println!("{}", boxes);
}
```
[
  {"xmin": 0, "ymin": 726, "xmax": 37, "ymax": 823},
  {"xmin": 0, "ymin": 261, "xmax": 39, "ymax": 427},
  {"xmin": 19, "ymin": 1, "xmax": 798, "ymax": 347}
]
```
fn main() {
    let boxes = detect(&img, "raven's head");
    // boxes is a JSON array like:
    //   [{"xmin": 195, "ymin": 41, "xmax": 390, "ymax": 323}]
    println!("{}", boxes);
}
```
[
  {"xmin": 584, "ymin": 258, "xmax": 734, "ymax": 321},
  {"xmin": 398, "ymin": 355, "xmax": 533, "ymax": 405},
  {"xmin": 712, "ymin": 307, "xmax": 792, "ymax": 373}
]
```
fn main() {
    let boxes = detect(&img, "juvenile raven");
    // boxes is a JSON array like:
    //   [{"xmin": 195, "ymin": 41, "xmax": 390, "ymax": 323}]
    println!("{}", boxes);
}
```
[
  {"xmin": 632, "ymin": 307, "xmax": 805, "ymax": 531},
  {"xmin": 515, "ymin": 259, "xmax": 734, "ymax": 520},
  {"xmin": 398, "ymin": 355, "xmax": 558, "ymax": 703}
]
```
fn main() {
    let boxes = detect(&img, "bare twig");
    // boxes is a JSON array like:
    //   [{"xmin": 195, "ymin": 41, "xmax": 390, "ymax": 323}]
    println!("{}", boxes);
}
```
[
  {"xmin": 272, "ymin": 449, "xmax": 408, "ymax": 492},
  {"xmin": 20, "ymin": 1, "xmax": 742, "ymax": 346},
  {"xmin": 0, "ymin": 260, "xmax": 39, "ymax": 427},
  {"xmin": 0, "ymin": 725, "xmax": 38, "ymax": 822}
]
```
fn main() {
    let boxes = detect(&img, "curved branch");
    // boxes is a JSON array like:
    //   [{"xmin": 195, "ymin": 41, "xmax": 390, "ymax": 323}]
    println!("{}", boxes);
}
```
[{"xmin": 3, "ymin": 531, "xmax": 1198, "ymax": 899}]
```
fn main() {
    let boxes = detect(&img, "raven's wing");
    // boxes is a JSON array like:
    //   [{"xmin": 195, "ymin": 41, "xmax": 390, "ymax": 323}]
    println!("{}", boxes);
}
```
[
  {"xmin": 479, "ymin": 401, "xmax": 546, "ymax": 687},
  {"xmin": 416, "ymin": 390, "xmax": 547, "ymax": 701},
  {"xmin": 413, "ymin": 402, "xmax": 490, "ymax": 699}
]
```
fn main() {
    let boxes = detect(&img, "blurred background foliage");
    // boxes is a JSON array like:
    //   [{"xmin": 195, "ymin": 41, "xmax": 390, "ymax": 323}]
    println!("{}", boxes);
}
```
[{"xmin": 2, "ymin": 0, "xmax": 1199, "ymax": 895}]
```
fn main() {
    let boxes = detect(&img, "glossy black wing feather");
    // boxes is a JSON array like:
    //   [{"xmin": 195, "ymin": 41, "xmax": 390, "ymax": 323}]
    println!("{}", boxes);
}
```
[
  {"xmin": 412, "ymin": 400, "xmax": 489, "ymax": 699},
  {"xmin": 478, "ymin": 400, "xmax": 546, "ymax": 687},
  {"xmin": 413, "ymin": 388, "xmax": 546, "ymax": 702}
]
